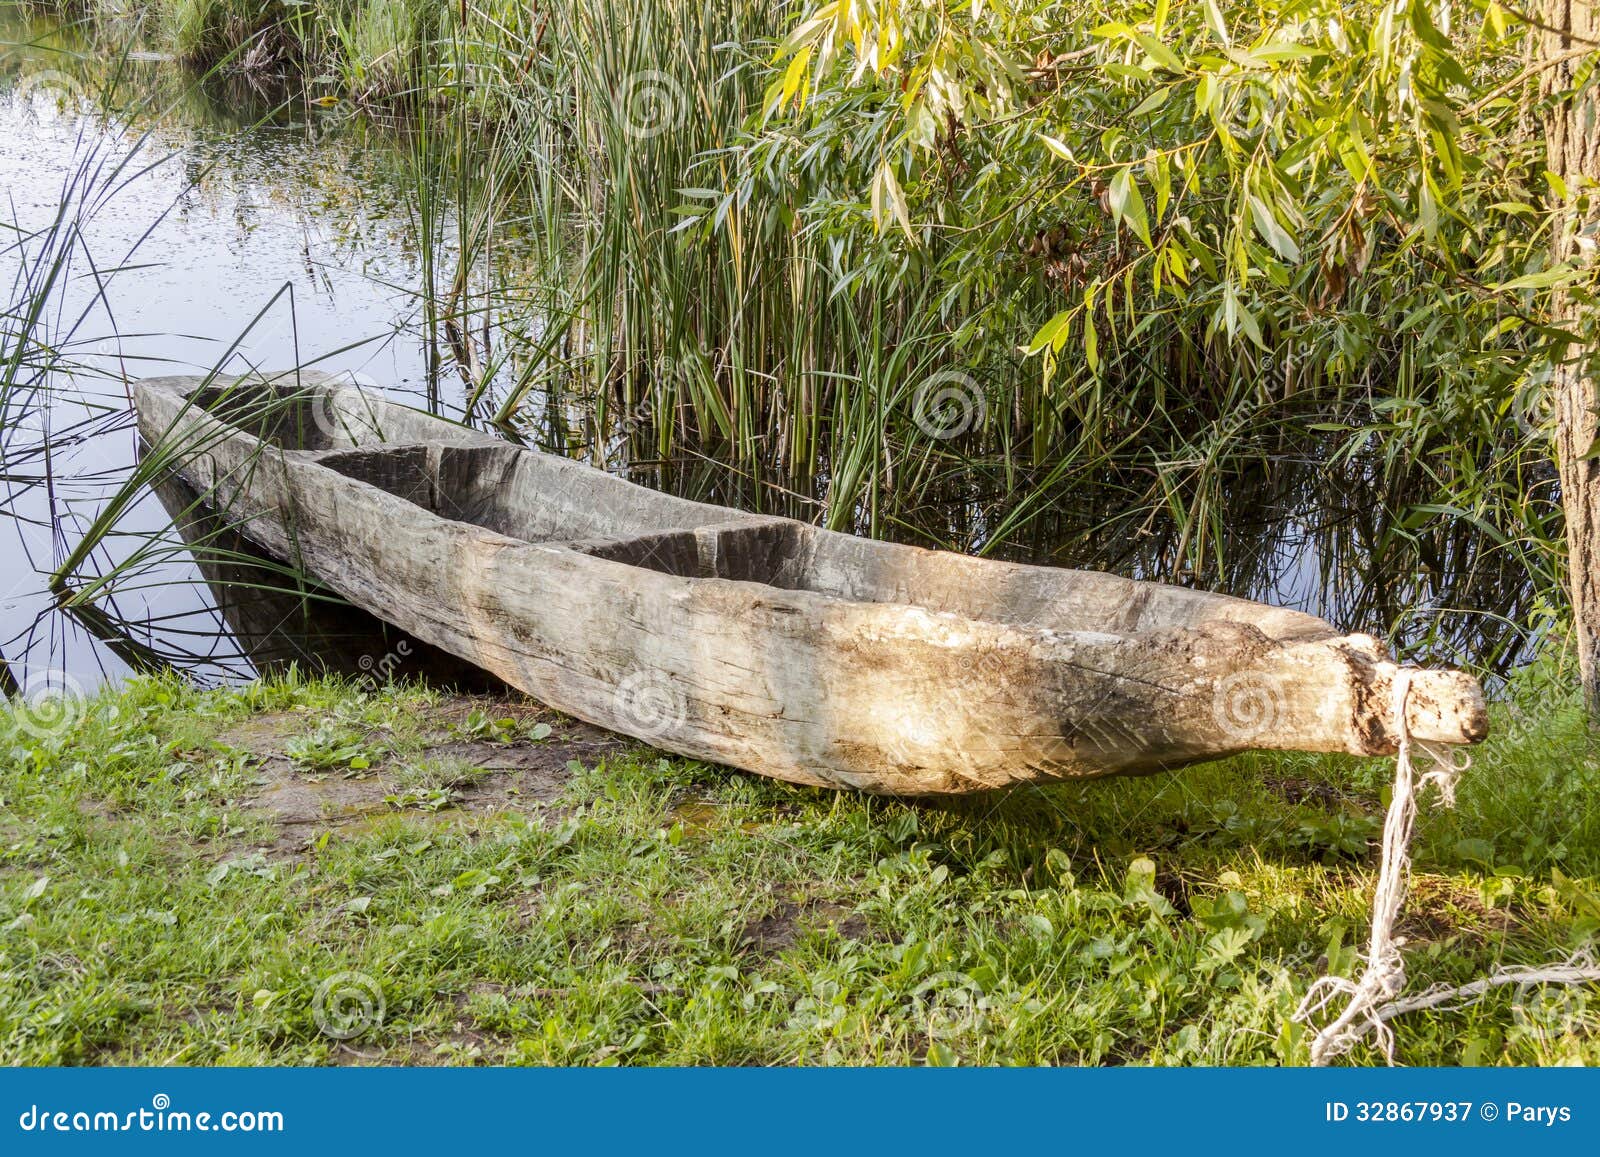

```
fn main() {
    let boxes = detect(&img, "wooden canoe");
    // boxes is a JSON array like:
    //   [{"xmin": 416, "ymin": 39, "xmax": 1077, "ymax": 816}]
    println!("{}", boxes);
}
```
[{"xmin": 132, "ymin": 373, "xmax": 1488, "ymax": 795}]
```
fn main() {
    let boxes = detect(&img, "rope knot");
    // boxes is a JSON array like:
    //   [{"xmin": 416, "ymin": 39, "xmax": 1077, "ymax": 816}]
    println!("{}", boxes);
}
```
[{"xmin": 1293, "ymin": 666, "xmax": 1464, "ymax": 1065}]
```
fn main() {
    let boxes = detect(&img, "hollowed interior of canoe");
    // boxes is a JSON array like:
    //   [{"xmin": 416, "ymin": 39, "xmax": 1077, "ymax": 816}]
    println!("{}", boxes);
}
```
[
  {"xmin": 315, "ymin": 444, "xmax": 434, "ymax": 507},
  {"xmin": 582, "ymin": 523, "xmax": 809, "ymax": 585},
  {"xmin": 190, "ymin": 381, "xmax": 383, "ymax": 451},
  {"xmin": 310, "ymin": 443, "xmax": 1337, "ymax": 641},
  {"xmin": 315, "ymin": 444, "xmax": 812, "ymax": 585}
]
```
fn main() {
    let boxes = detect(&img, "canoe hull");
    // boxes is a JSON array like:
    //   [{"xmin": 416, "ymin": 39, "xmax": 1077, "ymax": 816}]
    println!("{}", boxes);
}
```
[{"xmin": 132, "ymin": 374, "xmax": 1488, "ymax": 794}]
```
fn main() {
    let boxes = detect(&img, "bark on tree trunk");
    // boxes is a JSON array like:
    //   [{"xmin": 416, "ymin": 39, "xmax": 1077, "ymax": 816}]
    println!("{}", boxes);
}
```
[{"xmin": 1542, "ymin": 1, "xmax": 1600, "ymax": 717}]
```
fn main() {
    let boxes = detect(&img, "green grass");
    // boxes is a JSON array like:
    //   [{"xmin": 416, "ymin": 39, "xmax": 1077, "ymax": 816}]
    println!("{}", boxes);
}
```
[{"xmin": 1, "ymin": 671, "xmax": 1596, "ymax": 1065}]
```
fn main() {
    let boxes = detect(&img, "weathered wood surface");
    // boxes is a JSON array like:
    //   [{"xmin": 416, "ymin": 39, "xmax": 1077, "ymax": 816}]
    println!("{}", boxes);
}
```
[{"xmin": 133, "ymin": 373, "xmax": 1488, "ymax": 795}]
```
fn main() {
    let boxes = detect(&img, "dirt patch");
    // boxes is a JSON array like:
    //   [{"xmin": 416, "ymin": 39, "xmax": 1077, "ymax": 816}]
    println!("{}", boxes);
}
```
[
  {"xmin": 1152, "ymin": 864, "xmax": 1193, "ymax": 918},
  {"xmin": 215, "ymin": 711, "xmax": 303, "ymax": 757},
  {"xmin": 249, "ymin": 766, "xmax": 389, "ymax": 832},
  {"xmin": 220, "ymin": 695, "xmax": 631, "ymax": 856},
  {"xmin": 741, "ymin": 897, "xmax": 870, "ymax": 956},
  {"xmin": 420, "ymin": 741, "xmax": 590, "ymax": 809},
  {"xmin": 1397, "ymin": 873, "xmax": 1519, "ymax": 945}
]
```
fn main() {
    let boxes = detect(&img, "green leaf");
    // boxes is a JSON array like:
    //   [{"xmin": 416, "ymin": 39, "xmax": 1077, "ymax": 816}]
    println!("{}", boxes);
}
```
[
  {"xmin": 1242, "ymin": 42, "xmax": 1323, "ymax": 64},
  {"xmin": 1133, "ymin": 33, "xmax": 1184, "ymax": 74},
  {"xmin": 779, "ymin": 45, "xmax": 812, "ymax": 110},
  {"xmin": 1044, "ymin": 847, "xmax": 1075, "ymax": 884},
  {"xmin": 1203, "ymin": 0, "xmax": 1231, "ymax": 46},
  {"xmin": 1417, "ymin": 174, "xmax": 1439, "ymax": 243},
  {"xmin": 1131, "ymin": 85, "xmax": 1171, "ymax": 117},
  {"xmin": 1109, "ymin": 168, "xmax": 1152, "ymax": 246},
  {"xmin": 1221, "ymin": 287, "xmax": 1265, "ymax": 349},
  {"xmin": 1027, "ymin": 309, "xmax": 1073, "ymax": 355},
  {"xmin": 1493, "ymin": 265, "xmax": 1574, "ymax": 291},
  {"xmin": 1486, "ymin": 1, "xmax": 1508, "ymax": 38},
  {"xmin": 1038, "ymin": 133, "xmax": 1075, "ymax": 162},
  {"xmin": 870, "ymin": 160, "xmax": 914, "ymax": 241},
  {"xmin": 1150, "ymin": 153, "xmax": 1172, "ymax": 221},
  {"xmin": 1247, "ymin": 195, "xmax": 1299, "ymax": 261}
]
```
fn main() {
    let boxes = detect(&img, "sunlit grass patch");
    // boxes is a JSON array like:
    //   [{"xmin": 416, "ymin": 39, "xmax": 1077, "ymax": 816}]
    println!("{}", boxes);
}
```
[{"xmin": 0, "ymin": 671, "xmax": 1595, "ymax": 1065}]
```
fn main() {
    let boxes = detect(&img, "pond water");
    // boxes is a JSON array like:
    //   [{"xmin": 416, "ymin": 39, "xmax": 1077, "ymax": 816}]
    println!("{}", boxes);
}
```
[
  {"xmin": 0, "ymin": 16, "xmax": 1547, "ymax": 697},
  {"xmin": 1, "ymin": 18, "xmax": 471, "ymax": 689}
]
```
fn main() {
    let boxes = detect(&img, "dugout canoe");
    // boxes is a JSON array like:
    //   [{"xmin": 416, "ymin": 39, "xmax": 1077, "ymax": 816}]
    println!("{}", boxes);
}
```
[{"xmin": 132, "ymin": 373, "xmax": 1488, "ymax": 795}]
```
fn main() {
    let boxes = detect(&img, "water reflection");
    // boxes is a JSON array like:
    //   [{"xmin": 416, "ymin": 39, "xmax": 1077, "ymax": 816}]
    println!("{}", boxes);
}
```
[
  {"xmin": 1, "ymin": 11, "xmax": 453, "ymax": 690},
  {"xmin": 145, "ymin": 469, "xmax": 500, "ymax": 688}
]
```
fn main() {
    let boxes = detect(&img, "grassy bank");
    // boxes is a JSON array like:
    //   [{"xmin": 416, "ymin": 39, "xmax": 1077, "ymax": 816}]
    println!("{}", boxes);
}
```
[{"xmin": 1, "ymin": 672, "xmax": 1595, "ymax": 1065}]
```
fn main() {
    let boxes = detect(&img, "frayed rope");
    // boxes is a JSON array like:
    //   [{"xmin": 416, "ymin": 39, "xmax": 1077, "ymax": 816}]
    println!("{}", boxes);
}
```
[{"xmin": 1293, "ymin": 670, "xmax": 1600, "ymax": 1065}]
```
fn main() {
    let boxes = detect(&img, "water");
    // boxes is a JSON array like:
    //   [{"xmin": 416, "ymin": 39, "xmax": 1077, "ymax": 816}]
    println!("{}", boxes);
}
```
[
  {"xmin": 0, "ymin": 19, "xmax": 1547, "ymax": 696},
  {"xmin": 2, "ymin": 22, "xmax": 465, "ymax": 690}
]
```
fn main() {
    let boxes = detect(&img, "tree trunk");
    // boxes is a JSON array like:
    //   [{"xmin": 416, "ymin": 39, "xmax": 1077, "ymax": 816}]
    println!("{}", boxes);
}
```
[{"xmin": 1542, "ymin": 1, "xmax": 1600, "ymax": 716}]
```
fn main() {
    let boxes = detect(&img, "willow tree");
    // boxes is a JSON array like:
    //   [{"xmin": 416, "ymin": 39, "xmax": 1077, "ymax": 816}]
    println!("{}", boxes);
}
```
[
  {"xmin": 1542, "ymin": 0, "xmax": 1600, "ymax": 713},
  {"xmin": 771, "ymin": 1, "xmax": 1586, "ymax": 694}
]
